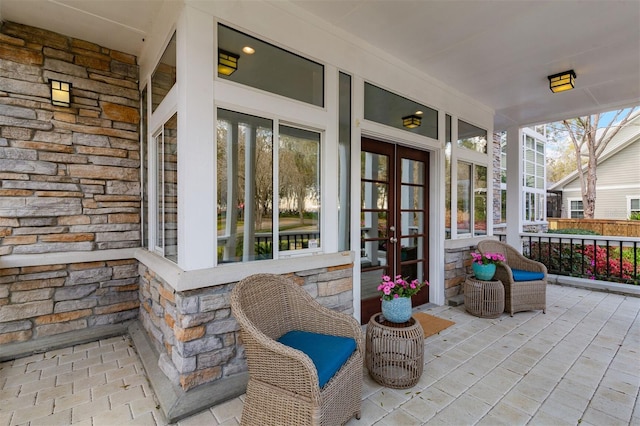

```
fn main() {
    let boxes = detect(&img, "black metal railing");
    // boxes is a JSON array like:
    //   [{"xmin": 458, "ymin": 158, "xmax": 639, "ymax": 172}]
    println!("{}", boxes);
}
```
[{"xmin": 503, "ymin": 233, "xmax": 640, "ymax": 285}]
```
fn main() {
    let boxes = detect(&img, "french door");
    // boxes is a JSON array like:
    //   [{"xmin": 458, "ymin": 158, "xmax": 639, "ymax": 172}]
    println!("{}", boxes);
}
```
[{"xmin": 360, "ymin": 138, "xmax": 430, "ymax": 324}]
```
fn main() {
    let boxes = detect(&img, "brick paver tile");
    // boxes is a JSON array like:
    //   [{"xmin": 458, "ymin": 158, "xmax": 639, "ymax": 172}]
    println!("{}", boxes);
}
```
[
  {"xmin": 58, "ymin": 351, "xmax": 88, "ymax": 365},
  {"xmin": 11, "ymin": 353, "xmax": 44, "ymax": 366},
  {"xmin": 0, "ymin": 392, "xmax": 33, "ymax": 412},
  {"xmin": 73, "ymin": 341, "xmax": 100, "ymax": 353},
  {"xmin": 40, "ymin": 362, "xmax": 72, "ymax": 379},
  {"xmin": 74, "ymin": 372, "xmax": 107, "ymax": 392},
  {"xmin": 89, "ymin": 360, "xmax": 119, "ymax": 376},
  {"xmin": 56, "ymin": 367, "xmax": 89, "ymax": 385},
  {"xmin": 54, "ymin": 388, "xmax": 91, "ymax": 413},
  {"xmin": 44, "ymin": 347, "xmax": 73, "ymax": 358},
  {"xmin": 73, "ymin": 355, "xmax": 104, "ymax": 371},
  {"xmin": 110, "ymin": 385, "xmax": 146, "ymax": 408},
  {"xmin": 129, "ymin": 394, "xmax": 162, "ymax": 419},
  {"xmin": 71, "ymin": 395, "xmax": 110, "ymax": 423},
  {"xmin": 211, "ymin": 397, "xmax": 244, "ymax": 424},
  {"xmin": 102, "ymin": 348, "xmax": 132, "ymax": 364},
  {"xmin": 19, "ymin": 375, "xmax": 55, "ymax": 396},
  {"xmin": 177, "ymin": 409, "xmax": 219, "ymax": 426},
  {"xmin": 92, "ymin": 402, "xmax": 133, "ymax": 426},
  {"xmin": 92, "ymin": 379, "xmax": 127, "ymax": 400},
  {"xmin": 88, "ymin": 344, "xmax": 117, "ymax": 359},
  {"xmin": 29, "ymin": 408, "xmax": 72, "ymax": 426},
  {"xmin": 3, "ymin": 370, "xmax": 40, "ymax": 388},
  {"xmin": 130, "ymin": 411, "xmax": 164, "ymax": 426},
  {"xmin": 25, "ymin": 356, "xmax": 59, "ymax": 373},
  {"xmin": 106, "ymin": 364, "xmax": 137, "ymax": 382},
  {"xmin": 36, "ymin": 383, "xmax": 73, "ymax": 403},
  {"xmin": 11, "ymin": 398, "xmax": 54, "ymax": 425}
]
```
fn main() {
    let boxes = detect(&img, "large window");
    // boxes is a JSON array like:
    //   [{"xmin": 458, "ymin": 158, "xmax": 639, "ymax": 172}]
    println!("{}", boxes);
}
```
[
  {"xmin": 338, "ymin": 72, "xmax": 351, "ymax": 251},
  {"xmin": 217, "ymin": 109, "xmax": 321, "ymax": 263},
  {"xmin": 445, "ymin": 118, "xmax": 489, "ymax": 239},
  {"xmin": 154, "ymin": 113, "xmax": 178, "ymax": 263}
]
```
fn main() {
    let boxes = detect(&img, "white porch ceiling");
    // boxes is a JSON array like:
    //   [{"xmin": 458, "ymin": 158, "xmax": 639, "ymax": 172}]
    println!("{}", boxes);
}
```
[{"xmin": 1, "ymin": 0, "xmax": 639, "ymax": 130}]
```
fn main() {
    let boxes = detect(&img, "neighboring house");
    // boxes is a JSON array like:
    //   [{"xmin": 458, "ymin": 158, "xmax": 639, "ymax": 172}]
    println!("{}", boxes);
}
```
[{"xmin": 550, "ymin": 114, "xmax": 640, "ymax": 220}]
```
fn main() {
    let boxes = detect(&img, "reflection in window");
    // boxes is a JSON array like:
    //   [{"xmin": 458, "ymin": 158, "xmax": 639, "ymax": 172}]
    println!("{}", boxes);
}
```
[
  {"xmin": 457, "ymin": 120, "xmax": 487, "ymax": 153},
  {"xmin": 457, "ymin": 161, "xmax": 487, "ymax": 237},
  {"xmin": 151, "ymin": 32, "xmax": 176, "ymax": 112},
  {"xmin": 217, "ymin": 24, "xmax": 324, "ymax": 107},
  {"xmin": 279, "ymin": 126, "xmax": 320, "ymax": 251},
  {"xmin": 474, "ymin": 165, "xmax": 487, "ymax": 235},
  {"xmin": 155, "ymin": 113, "xmax": 178, "ymax": 263},
  {"xmin": 338, "ymin": 72, "xmax": 351, "ymax": 251},
  {"xmin": 445, "ymin": 114, "xmax": 452, "ymax": 239},
  {"xmin": 141, "ymin": 87, "xmax": 148, "ymax": 247},
  {"xmin": 216, "ymin": 109, "xmax": 322, "ymax": 263},
  {"xmin": 364, "ymin": 83, "xmax": 438, "ymax": 139}
]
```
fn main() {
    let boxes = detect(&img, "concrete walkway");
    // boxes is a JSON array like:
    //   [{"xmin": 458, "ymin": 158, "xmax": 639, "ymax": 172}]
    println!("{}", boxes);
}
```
[{"xmin": 1, "ymin": 284, "xmax": 638, "ymax": 425}]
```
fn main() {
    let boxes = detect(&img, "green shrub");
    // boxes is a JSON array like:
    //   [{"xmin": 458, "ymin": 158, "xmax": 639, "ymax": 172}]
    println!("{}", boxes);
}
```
[{"xmin": 629, "ymin": 212, "xmax": 640, "ymax": 221}]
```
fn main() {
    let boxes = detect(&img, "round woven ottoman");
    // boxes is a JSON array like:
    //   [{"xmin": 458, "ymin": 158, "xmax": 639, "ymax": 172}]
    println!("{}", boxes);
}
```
[
  {"xmin": 464, "ymin": 276, "xmax": 505, "ymax": 318},
  {"xmin": 365, "ymin": 314, "xmax": 424, "ymax": 388}
]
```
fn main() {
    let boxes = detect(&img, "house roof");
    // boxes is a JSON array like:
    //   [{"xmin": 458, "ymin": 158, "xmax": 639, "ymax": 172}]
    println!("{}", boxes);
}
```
[
  {"xmin": 549, "ymin": 112, "xmax": 640, "ymax": 190},
  {"xmin": 1, "ymin": 0, "xmax": 639, "ymax": 131}
]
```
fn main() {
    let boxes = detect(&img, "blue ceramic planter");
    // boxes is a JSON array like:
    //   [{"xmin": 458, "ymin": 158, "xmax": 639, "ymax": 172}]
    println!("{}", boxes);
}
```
[
  {"xmin": 472, "ymin": 263, "xmax": 496, "ymax": 281},
  {"xmin": 381, "ymin": 297, "xmax": 412, "ymax": 323}
]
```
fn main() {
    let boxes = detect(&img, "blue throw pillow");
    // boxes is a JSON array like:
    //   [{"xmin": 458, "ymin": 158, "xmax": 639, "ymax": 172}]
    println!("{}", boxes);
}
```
[
  {"xmin": 277, "ymin": 330, "xmax": 357, "ymax": 388},
  {"xmin": 511, "ymin": 268, "xmax": 545, "ymax": 281}
]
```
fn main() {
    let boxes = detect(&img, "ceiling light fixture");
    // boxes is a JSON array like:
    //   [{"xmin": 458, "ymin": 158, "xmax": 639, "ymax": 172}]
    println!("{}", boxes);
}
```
[
  {"xmin": 548, "ymin": 69, "xmax": 576, "ymax": 93},
  {"xmin": 218, "ymin": 49, "xmax": 240, "ymax": 76},
  {"xmin": 402, "ymin": 114, "xmax": 421, "ymax": 129},
  {"xmin": 50, "ymin": 79, "xmax": 71, "ymax": 107},
  {"xmin": 242, "ymin": 46, "xmax": 255, "ymax": 55}
]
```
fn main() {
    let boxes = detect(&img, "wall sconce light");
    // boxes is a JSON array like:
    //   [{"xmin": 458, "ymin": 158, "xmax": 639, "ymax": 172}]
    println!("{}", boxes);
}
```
[
  {"xmin": 402, "ymin": 114, "xmax": 422, "ymax": 129},
  {"xmin": 548, "ymin": 70, "xmax": 576, "ymax": 93},
  {"xmin": 50, "ymin": 79, "xmax": 71, "ymax": 107},
  {"xmin": 218, "ymin": 50, "xmax": 239, "ymax": 76}
]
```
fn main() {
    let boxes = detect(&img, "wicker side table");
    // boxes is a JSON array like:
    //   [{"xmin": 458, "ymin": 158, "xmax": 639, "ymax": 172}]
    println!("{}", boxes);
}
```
[
  {"xmin": 464, "ymin": 276, "xmax": 505, "ymax": 318},
  {"xmin": 365, "ymin": 313, "xmax": 424, "ymax": 388}
]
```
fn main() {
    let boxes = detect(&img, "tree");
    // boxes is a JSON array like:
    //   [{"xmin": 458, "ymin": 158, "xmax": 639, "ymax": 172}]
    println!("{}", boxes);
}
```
[
  {"xmin": 546, "ymin": 142, "xmax": 579, "ymax": 184},
  {"xmin": 550, "ymin": 107, "xmax": 638, "ymax": 218}
]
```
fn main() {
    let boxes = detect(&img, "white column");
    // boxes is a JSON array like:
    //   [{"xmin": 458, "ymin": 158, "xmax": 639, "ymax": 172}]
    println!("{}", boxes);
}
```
[
  {"xmin": 505, "ymin": 126, "xmax": 523, "ymax": 251},
  {"xmin": 176, "ymin": 6, "xmax": 215, "ymax": 269}
]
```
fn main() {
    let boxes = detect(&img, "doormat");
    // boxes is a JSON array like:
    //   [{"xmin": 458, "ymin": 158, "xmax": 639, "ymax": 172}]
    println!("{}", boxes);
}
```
[{"xmin": 414, "ymin": 312, "xmax": 455, "ymax": 338}]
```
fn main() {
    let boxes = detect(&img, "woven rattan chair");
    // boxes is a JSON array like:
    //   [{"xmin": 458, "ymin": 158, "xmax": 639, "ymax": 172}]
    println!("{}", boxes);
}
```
[
  {"xmin": 231, "ymin": 273, "xmax": 363, "ymax": 426},
  {"xmin": 477, "ymin": 240, "xmax": 547, "ymax": 316}
]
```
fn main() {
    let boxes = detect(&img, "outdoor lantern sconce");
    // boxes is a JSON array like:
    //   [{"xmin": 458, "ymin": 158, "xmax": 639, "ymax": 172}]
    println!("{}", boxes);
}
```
[
  {"xmin": 50, "ymin": 79, "xmax": 71, "ymax": 107},
  {"xmin": 218, "ymin": 50, "xmax": 240, "ymax": 76},
  {"xmin": 402, "ymin": 114, "xmax": 421, "ymax": 129},
  {"xmin": 548, "ymin": 70, "xmax": 576, "ymax": 93}
]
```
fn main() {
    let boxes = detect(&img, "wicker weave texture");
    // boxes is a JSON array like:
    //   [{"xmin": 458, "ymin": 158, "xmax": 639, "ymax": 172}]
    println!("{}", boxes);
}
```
[
  {"xmin": 365, "ymin": 314, "xmax": 424, "ymax": 389},
  {"xmin": 464, "ymin": 277, "xmax": 505, "ymax": 318},
  {"xmin": 477, "ymin": 240, "xmax": 547, "ymax": 316},
  {"xmin": 230, "ymin": 273, "xmax": 363, "ymax": 426}
]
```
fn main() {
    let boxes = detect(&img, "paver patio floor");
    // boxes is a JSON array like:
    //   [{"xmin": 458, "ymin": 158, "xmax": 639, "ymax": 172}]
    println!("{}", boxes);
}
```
[{"xmin": 1, "ymin": 284, "xmax": 639, "ymax": 425}]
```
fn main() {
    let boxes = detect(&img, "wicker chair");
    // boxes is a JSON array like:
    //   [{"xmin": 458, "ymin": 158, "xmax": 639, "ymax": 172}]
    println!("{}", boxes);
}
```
[
  {"xmin": 477, "ymin": 240, "xmax": 547, "ymax": 316},
  {"xmin": 230, "ymin": 273, "xmax": 363, "ymax": 426}
]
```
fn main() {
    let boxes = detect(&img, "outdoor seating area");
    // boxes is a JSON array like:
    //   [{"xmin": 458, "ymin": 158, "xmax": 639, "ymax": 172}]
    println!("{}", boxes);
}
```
[{"xmin": 2, "ymin": 283, "xmax": 638, "ymax": 425}]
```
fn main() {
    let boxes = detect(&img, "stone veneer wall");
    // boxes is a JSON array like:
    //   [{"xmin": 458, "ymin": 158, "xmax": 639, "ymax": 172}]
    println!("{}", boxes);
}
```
[
  {"xmin": 0, "ymin": 260, "xmax": 139, "ymax": 344},
  {"xmin": 139, "ymin": 262, "xmax": 354, "ymax": 391},
  {"xmin": 444, "ymin": 246, "xmax": 473, "ymax": 300},
  {"xmin": 0, "ymin": 22, "xmax": 141, "ymax": 343}
]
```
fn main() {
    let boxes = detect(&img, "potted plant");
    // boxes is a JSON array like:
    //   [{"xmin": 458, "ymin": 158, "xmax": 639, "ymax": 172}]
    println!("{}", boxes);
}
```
[
  {"xmin": 470, "ymin": 251, "xmax": 506, "ymax": 281},
  {"xmin": 377, "ymin": 275, "xmax": 428, "ymax": 323}
]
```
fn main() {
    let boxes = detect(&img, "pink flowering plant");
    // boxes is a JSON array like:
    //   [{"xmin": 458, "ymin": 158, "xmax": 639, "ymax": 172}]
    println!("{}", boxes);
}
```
[
  {"xmin": 377, "ymin": 274, "xmax": 428, "ymax": 301},
  {"xmin": 471, "ymin": 252, "xmax": 506, "ymax": 265}
]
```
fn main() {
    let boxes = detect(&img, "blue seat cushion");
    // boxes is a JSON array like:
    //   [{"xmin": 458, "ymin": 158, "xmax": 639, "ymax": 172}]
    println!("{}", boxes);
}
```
[
  {"xmin": 277, "ymin": 330, "xmax": 357, "ymax": 388},
  {"xmin": 511, "ymin": 268, "xmax": 545, "ymax": 281}
]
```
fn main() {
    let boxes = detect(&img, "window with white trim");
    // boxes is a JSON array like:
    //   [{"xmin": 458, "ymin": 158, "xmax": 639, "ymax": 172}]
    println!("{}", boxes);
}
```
[
  {"xmin": 446, "ymin": 118, "xmax": 490, "ymax": 239},
  {"xmin": 569, "ymin": 198, "xmax": 584, "ymax": 219},
  {"xmin": 628, "ymin": 196, "xmax": 640, "ymax": 219},
  {"xmin": 216, "ymin": 108, "xmax": 321, "ymax": 263},
  {"xmin": 153, "ymin": 113, "xmax": 178, "ymax": 263},
  {"xmin": 522, "ymin": 132, "xmax": 546, "ymax": 222}
]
